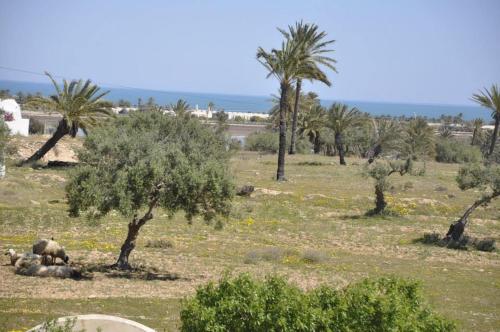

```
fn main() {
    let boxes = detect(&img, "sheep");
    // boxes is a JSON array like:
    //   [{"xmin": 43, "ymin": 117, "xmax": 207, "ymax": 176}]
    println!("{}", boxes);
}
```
[
  {"xmin": 15, "ymin": 259, "xmax": 80, "ymax": 278},
  {"xmin": 5, "ymin": 249, "xmax": 44, "ymax": 266},
  {"xmin": 32, "ymin": 239, "xmax": 69, "ymax": 265},
  {"xmin": 5, "ymin": 249, "xmax": 19, "ymax": 266}
]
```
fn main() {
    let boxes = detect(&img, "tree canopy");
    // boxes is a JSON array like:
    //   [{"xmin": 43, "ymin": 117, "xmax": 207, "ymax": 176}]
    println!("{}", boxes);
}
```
[{"xmin": 66, "ymin": 112, "xmax": 234, "ymax": 268}]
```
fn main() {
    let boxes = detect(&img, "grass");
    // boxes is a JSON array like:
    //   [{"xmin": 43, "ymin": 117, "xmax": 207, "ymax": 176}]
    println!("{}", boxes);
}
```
[{"xmin": 0, "ymin": 150, "xmax": 499, "ymax": 331}]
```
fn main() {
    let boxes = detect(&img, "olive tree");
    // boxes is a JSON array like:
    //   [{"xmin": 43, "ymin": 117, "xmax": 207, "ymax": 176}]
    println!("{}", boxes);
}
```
[
  {"xmin": 365, "ymin": 158, "xmax": 412, "ymax": 214},
  {"xmin": 66, "ymin": 112, "xmax": 234, "ymax": 269},
  {"xmin": 445, "ymin": 164, "xmax": 500, "ymax": 241}
]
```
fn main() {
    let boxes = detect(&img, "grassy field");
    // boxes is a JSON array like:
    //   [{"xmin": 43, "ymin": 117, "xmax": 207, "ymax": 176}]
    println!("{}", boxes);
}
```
[{"xmin": 0, "ymin": 149, "xmax": 499, "ymax": 331}]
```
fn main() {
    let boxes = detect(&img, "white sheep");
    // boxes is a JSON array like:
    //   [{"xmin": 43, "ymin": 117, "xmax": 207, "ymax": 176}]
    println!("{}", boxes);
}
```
[
  {"xmin": 15, "ymin": 259, "xmax": 79, "ymax": 278},
  {"xmin": 32, "ymin": 239, "xmax": 69, "ymax": 265}
]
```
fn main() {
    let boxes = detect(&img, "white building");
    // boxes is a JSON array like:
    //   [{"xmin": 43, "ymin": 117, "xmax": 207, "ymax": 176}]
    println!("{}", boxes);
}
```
[{"xmin": 0, "ymin": 99, "xmax": 30, "ymax": 136}]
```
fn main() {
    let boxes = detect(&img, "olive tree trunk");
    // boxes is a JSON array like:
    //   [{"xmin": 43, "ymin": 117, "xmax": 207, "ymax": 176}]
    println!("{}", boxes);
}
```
[
  {"xmin": 115, "ymin": 197, "xmax": 158, "ymax": 269},
  {"xmin": 445, "ymin": 192, "xmax": 499, "ymax": 241},
  {"xmin": 276, "ymin": 82, "xmax": 289, "ymax": 181},
  {"xmin": 289, "ymin": 79, "xmax": 301, "ymax": 155},
  {"xmin": 373, "ymin": 182, "xmax": 387, "ymax": 214},
  {"xmin": 22, "ymin": 119, "xmax": 69, "ymax": 165},
  {"xmin": 488, "ymin": 116, "xmax": 499, "ymax": 156},
  {"xmin": 335, "ymin": 132, "xmax": 346, "ymax": 165}
]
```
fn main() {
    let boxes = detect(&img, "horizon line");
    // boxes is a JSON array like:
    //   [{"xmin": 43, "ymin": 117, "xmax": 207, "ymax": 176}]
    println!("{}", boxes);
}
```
[{"xmin": 0, "ymin": 77, "xmax": 485, "ymax": 110}]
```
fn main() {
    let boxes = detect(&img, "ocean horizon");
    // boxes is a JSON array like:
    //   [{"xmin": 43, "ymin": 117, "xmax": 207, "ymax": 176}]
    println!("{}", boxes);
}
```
[{"xmin": 0, "ymin": 79, "xmax": 490, "ymax": 121}]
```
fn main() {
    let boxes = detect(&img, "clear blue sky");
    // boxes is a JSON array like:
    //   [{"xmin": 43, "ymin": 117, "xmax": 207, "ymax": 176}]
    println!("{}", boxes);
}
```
[{"xmin": 1, "ymin": 0, "xmax": 499, "ymax": 105}]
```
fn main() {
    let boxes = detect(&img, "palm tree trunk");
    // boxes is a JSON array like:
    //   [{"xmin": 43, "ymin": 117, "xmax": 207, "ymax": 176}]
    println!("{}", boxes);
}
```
[
  {"xmin": 22, "ymin": 119, "xmax": 69, "ymax": 165},
  {"xmin": 445, "ymin": 192, "xmax": 499, "ymax": 241},
  {"xmin": 335, "ymin": 132, "xmax": 346, "ymax": 165},
  {"xmin": 471, "ymin": 128, "xmax": 477, "ymax": 146},
  {"xmin": 276, "ymin": 82, "xmax": 289, "ymax": 181},
  {"xmin": 115, "ymin": 197, "xmax": 157, "ymax": 269},
  {"xmin": 289, "ymin": 79, "xmax": 301, "ymax": 155},
  {"xmin": 313, "ymin": 134, "xmax": 321, "ymax": 154},
  {"xmin": 488, "ymin": 116, "xmax": 499, "ymax": 156}
]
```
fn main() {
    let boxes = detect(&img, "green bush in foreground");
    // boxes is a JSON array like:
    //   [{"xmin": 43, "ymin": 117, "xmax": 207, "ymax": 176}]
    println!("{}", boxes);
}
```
[{"xmin": 180, "ymin": 274, "xmax": 455, "ymax": 332}]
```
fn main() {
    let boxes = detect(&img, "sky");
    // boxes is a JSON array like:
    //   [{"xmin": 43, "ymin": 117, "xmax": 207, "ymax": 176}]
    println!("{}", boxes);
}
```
[{"xmin": 0, "ymin": 0, "xmax": 499, "ymax": 106}]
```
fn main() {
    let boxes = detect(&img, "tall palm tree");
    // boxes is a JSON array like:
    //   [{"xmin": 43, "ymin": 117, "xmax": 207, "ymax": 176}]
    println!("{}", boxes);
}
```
[
  {"xmin": 257, "ymin": 39, "xmax": 304, "ymax": 180},
  {"xmin": 471, "ymin": 118, "xmax": 484, "ymax": 146},
  {"xmin": 327, "ymin": 103, "xmax": 361, "ymax": 165},
  {"xmin": 22, "ymin": 72, "xmax": 112, "ymax": 165},
  {"xmin": 279, "ymin": 22, "xmax": 337, "ymax": 155},
  {"xmin": 299, "ymin": 104, "xmax": 327, "ymax": 153},
  {"xmin": 471, "ymin": 84, "xmax": 500, "ymax": 156}
]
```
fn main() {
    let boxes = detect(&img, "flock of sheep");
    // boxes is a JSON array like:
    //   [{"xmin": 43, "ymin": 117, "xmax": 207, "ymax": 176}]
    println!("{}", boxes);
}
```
[{"xmin": 5, "ymin": 238, "xmax": 80, "ymax": 278}]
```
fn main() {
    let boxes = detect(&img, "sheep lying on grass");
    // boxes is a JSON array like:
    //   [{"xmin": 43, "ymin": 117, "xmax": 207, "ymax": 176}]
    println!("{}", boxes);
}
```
[
  {"xmin": 5, "ymin": 249, "xmax": 44, "ymax": 266},
  {"xmin": 32, "ymin": 239, "xmax": 69, "ymax": 265},
  {"xmin": 15, "ymin": 258, "xmax": 80, "ymax": 278}
]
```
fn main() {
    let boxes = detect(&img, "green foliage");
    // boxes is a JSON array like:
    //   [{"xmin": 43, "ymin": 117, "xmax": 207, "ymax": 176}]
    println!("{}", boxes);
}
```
[
  {"xmin": 401, "ymin": 118, "xmax": 435, "ymax": 159},
  {"xmin": 245, "ymin": 131, "xmax": 279, "ymax": 153},
  {"xmin": 66, "ymin": 112, "xmax": 234, "ymax": 222},
  {"xmin": 29, "ymin": 118, "xmax": 45, "ymax": 134},
  {"xmin": 26, "ymin": 72, "xmax": 113, "ymax": 137},
  {"xmin": 245, "ymin": 131, "xmax": 311, "ymax": 154},
  {"xmin": 435, "ymin": 139, "xmax": 482, "ymax": 163},
  {"xmin": 39, "ymin": 317, "xmax": 84, "ymax": 332},
  {"xmin": 0, "ymin": 119, "xmax": 9, "ymax": 165},
  {"xmin": 456, "ymin": 164, "xmax": 500, "ymax": 193},
  {"xmin": 180, "ymin": 274, "xmax": 455, "ymax": 332}
]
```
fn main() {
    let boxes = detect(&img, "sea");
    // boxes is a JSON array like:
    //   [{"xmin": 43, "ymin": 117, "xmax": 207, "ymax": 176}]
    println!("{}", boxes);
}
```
[{"xmin": 0, "ymin": 80, "xmax": 490, "ymax": 121}]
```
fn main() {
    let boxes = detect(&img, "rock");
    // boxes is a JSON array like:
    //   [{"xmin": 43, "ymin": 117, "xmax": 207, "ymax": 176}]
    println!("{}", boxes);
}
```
[{"xmin": 236, "ymin": 185, "xmax": 254, "ymax": 197}]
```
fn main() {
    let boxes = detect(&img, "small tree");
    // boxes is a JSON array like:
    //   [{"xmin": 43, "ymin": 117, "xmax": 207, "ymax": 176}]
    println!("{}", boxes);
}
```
[
  {"xmin": 0, "ymin": 119, "xmax": 9, "ymax": 178},
  {"xmin": 444, "ymin": 164, "xmax": 500, "ymax": 241},
  {"xmin": 365, "ymin": 159, "xmax": 412, "ymax": 214},
  {"xmin": 66, "ymin": 112, "xmax": 234, "ymax": 269}
]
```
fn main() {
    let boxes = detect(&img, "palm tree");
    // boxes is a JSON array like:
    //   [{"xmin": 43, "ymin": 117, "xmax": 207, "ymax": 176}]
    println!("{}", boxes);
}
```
[
  {"xmin": 257, "ymin": 39, "xmax": 305, "ymax": 181},
  {"xmin": 327, "ymin": 103, "xmax": 361, "ymax": 165},
  {"xmin": 471, "ymin": 84, "xmax": 500, "ymax": 156},
  {"xmin": 169, "ymin": 99, "xmax": 190, "ymax": 116},
  {"xmin": 22, "ymin": 72, "xmax": 112, "ymax": 165},
  {"xmin": 401, "ymin": 117, "xmax": 435, "ymax": 159},
  {"xmin": 299, "ymin": 104, "xmax": 327, "ymax": 153},
  {"xmin": 471, "ymin": 118, "xmax": 484, "ymax": 146},
  {"xmin": 279, "ymin": 22, "xmax": 337, "ymax": 155},
  {"xmin": 367, "ymin": 119, "xmax": 402, "ymax": 163}
]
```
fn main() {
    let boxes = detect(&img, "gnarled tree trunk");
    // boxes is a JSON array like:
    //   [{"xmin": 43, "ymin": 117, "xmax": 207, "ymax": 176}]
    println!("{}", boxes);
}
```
[
  {"xmin": 367, "ymin": 144, "xmax": 382, "ymax": 164},
  {"xmin": 289, "ymin": 79, "xmax": 301, "ymax": 155},
  {"xmin": 276, "ymin": 82, "xmax": 289, "ymax": 181},
  {"xmin": 373, "ymin": 182, "xmax": 386, "ymax": 214},
  {"xmin": 445, "ymin": 192, "xmax": 498, "ymax": 241},
  {"xmin": 115, "ymin": 197, "xmax": 158, "ymax": 269},
  {"xmin": 22, "ymin": 119, "xmax": 69, "ymax": 165}
]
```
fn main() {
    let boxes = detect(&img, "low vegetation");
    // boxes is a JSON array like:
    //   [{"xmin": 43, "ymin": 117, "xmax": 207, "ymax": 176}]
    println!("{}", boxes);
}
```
[{"xmin": 180, "ymin": 274, "xmax": 455, "ymax": 332}]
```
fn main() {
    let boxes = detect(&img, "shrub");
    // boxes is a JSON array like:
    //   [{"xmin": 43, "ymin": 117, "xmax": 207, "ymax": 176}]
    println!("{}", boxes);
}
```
[
  {"xmin": 245, "ymin": 131, "xmax": 278, "ymax": 153},
  {"xmin": 180, "ymin": 274, "xmax": 455, "ymax": 332},
  {"xmin": 29, "ymin": 118, "xmax": 45, "ymax": 134},
  {"xmin": 435, "ymin": 139, "xmax": 482, "ymax": 163}
]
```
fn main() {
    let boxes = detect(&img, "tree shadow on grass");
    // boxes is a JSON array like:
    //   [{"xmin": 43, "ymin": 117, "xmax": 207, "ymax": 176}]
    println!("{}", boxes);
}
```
[{"xmin": 81, "ymin": 263, "xmax": 189, "ymax": 281}]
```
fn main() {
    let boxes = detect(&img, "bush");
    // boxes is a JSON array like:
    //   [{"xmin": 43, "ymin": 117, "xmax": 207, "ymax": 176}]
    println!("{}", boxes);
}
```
[
  {"xmin": 180, "ymin": 274, "xmax": 455, "ymax": 332},
  {"xmin": 245, "ymin": 131, "xmax": 278, "ymax": 153},
  {"xmin": 29, "ymin": 118, "xmax": 45, "ymax": 134},
  {"xmin": 435, "ymin": 139, "xmax": 482, "ymax": 163}
]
